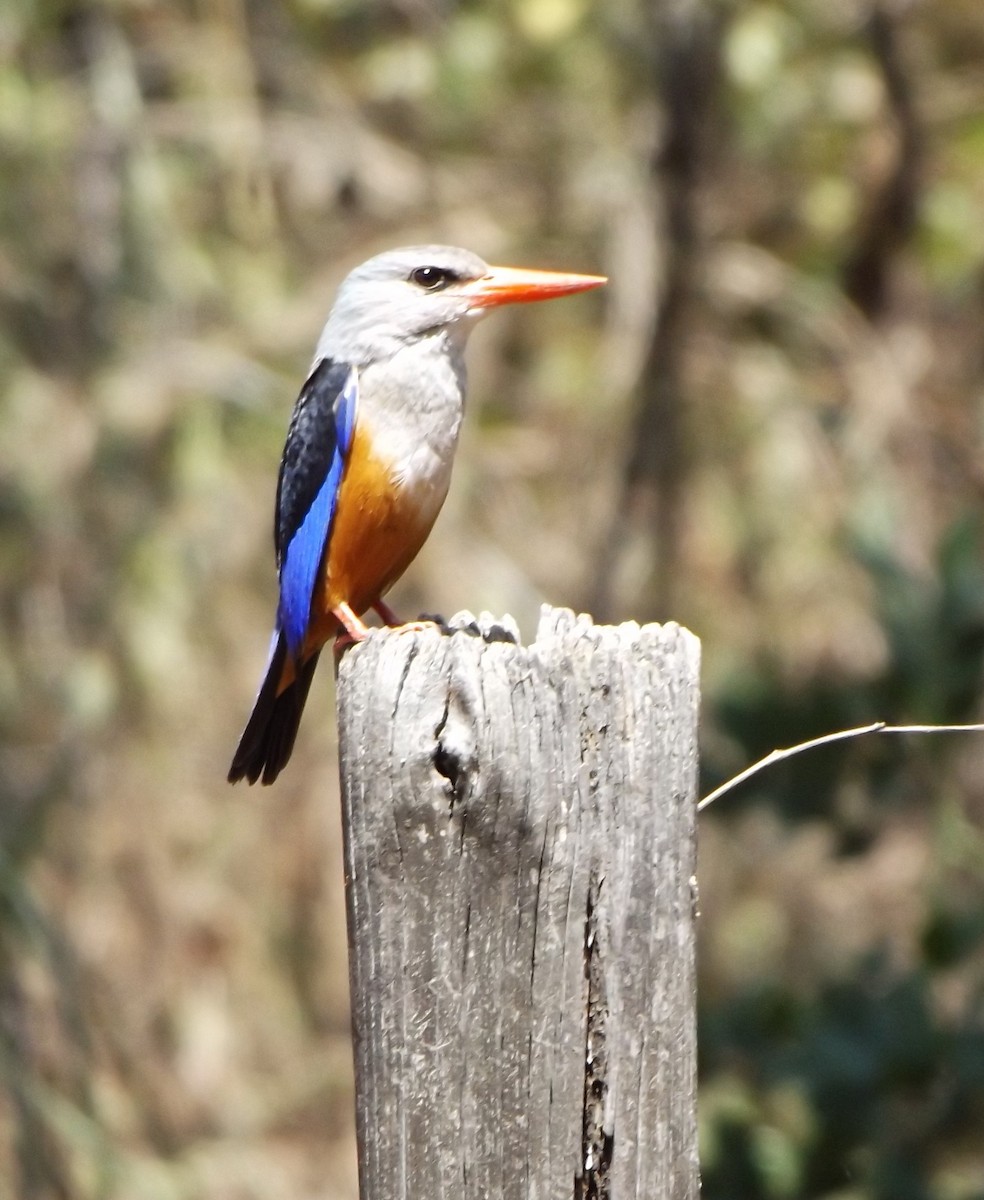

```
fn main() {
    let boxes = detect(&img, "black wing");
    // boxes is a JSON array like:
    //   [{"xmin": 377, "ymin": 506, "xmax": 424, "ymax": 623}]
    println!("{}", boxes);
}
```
[{"xmin": 274, "ymin": 358, "xmax": 358, "ymax": 656}]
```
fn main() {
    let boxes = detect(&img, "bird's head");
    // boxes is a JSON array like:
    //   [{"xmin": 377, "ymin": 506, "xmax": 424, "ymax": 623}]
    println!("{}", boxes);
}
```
[{"xmin": 318, "ymin": 245, "xmax": 606, "ymax": 364}]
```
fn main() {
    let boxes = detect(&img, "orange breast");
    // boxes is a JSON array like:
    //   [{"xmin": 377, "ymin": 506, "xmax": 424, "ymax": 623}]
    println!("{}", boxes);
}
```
[{"xmin": 300, "ymin": 418, "xmax": 444, "ymax": 656}]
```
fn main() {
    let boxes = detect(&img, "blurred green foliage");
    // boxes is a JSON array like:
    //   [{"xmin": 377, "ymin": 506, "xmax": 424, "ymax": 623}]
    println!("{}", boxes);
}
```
[{"xmin": 1, "ymin": 0, "xmax": 983, "ymax": 1197}]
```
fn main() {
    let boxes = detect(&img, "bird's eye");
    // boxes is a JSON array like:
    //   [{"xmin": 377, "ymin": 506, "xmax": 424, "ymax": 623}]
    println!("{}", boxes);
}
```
[{"xmin": 409, "ymin": 265, "xmax": 457, "ymax": 291}]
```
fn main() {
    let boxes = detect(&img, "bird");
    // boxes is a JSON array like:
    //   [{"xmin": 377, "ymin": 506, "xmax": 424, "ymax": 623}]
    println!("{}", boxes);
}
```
[{"xmin": 228, "ymin": 244, "xmax": 606, "ymax": 785}]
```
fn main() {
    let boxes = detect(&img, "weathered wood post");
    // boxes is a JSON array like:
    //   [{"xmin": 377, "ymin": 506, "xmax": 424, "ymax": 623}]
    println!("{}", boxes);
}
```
[{"xmin": 337, "ymin": 606, "xmax": 700, "ymax": 1200}]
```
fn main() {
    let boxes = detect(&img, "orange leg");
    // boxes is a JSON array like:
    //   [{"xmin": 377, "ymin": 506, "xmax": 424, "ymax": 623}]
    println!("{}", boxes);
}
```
[
  {"xmin": 331, "ymin": 600, "xmax": 436, "ymax": 658},
  {"xmin": 391, "ymin": 618, "xmax": 439, "ymax": 634},
  {"xmin": 371, "ymin": 598, "xmax": 437, "ymax": 635},
  {"xmin": 372, "ymin": 598, "xmax": 402, "ymax": 626},
  {"xmin": 333, "ymin": 601, "xmax": 370, "ymax": 642},
  {"xmin": 333, "ymin": 631, "xmax": 357, "ymax": 658}
]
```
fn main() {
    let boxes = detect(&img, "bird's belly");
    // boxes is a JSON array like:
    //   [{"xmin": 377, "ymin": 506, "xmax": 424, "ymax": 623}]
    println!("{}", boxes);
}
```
[{"xmin": 314, "ymin": 418, "xmax": 450, "ymax": 631}]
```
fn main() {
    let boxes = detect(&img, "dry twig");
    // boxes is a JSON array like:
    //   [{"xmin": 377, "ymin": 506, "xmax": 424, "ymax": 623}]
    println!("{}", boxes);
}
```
[{"xmin": 698, "ymin": 721, "xmax": 984, "ymax": 812}]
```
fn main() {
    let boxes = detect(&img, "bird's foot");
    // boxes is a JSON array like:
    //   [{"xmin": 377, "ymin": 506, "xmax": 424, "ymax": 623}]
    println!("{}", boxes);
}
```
[
  {"xmin": 333, "ymin": 630, "xmax": 359, "ymax": 657},
  {"xmin": 333, "ymin": 616, "xmax": 437, "ymax": 657},
  {"xmin": 332, "ymin": 601, "xmax": 370, "ymax": 643},
  {"xmin": 392, "ymin": 619, "xmax": 439, "ymax": 634},
  {"xmin": 372, "ymin": 599, "xmax": 403, "ymax": 626},
  {"xmin": 372, "ymin": 600, "xmax": 446, "ymax": 635}
]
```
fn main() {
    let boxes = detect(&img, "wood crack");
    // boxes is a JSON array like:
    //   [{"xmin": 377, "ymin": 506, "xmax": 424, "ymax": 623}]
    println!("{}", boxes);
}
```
[{"xmin": 578, "ymin": 869, "xmax": 612, "ymax": 1200}]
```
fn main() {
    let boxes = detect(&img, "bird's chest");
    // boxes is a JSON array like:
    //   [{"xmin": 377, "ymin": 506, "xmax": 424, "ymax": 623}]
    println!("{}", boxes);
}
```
[
  {"xmin": 362, "ymin": 344, "xmax": 463, "ymax": 459},
  {"xmin": 320, "ymin": 412, "xmax": 456, "ymax": 614},
  {"xmin": 364, "ymin": 416, "xmax": 457, "ymax": 511},
  {"xmin": 355, "ymin": 352, "xmax": 464, "ymax": 517}
]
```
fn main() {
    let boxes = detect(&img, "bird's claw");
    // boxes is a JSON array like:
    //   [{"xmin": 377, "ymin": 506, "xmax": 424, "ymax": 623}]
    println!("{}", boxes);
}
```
[{"xmin": 372, "ymin": 599, "xmax": 403, "ymax": 626}]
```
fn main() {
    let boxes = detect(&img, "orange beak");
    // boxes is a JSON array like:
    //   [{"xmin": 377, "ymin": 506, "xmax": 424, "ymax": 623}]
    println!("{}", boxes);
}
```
[{"xmin": 464, "ymin": 264, "xmax": 607, "ymax": 310}]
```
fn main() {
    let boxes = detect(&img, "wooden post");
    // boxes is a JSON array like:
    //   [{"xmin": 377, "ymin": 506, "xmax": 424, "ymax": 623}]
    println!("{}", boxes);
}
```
[{"xmin": 336, "ymin": 606, "xmax": 700, "ymax": 1200}]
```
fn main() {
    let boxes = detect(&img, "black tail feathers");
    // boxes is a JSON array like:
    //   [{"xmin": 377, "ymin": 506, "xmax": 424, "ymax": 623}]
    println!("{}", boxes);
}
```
[{"xmin": 228, "ymin": 635, "xmax": 322, "ymax": 785}]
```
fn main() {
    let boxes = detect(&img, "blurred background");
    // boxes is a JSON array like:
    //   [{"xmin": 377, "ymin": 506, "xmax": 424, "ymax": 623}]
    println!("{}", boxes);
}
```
[{"xmin": 2, "ymin": 0, "xmax": 983, "ymax": 1197}]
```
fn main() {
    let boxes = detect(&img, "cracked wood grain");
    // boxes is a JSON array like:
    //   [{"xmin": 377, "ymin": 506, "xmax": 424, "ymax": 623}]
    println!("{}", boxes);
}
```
[{"xmin": 336, "ymin": 607, "xmax": 700, "ymax": 1200}]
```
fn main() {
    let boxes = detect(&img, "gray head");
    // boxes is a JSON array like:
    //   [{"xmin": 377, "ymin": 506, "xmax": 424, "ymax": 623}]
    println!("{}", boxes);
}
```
[{"xmin": 316, "ymin": 244, "xmax": 606, "ymax": 365}]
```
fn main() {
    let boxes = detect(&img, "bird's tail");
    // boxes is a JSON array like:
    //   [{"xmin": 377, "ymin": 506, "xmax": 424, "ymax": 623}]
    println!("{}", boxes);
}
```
[{"xmin": 228, "ymin": 631, "xmax": 322, "ymax": 785}]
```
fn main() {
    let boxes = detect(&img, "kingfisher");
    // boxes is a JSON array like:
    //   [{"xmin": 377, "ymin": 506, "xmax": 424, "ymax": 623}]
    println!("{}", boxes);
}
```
[{"xmin": 228, "ymin": 245, "xmax": 606, "ymax": 785}]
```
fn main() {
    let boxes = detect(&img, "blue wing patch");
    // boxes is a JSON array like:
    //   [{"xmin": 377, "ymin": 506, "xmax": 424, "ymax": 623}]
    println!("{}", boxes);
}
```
[{"xmin": 275, "ymin": 359, "xmax": 358, "ymax": 658}]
